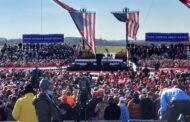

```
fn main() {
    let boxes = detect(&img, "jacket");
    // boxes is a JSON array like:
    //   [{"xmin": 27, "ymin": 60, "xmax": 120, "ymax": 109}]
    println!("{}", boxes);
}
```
[
  {"xmin": 33, "ymin": 93, "xmax": 62, "ymax": 122},
  {"xmin": 140, "ymin": 98, "xmax": 155, "ymax": 120},
  {"xmin": 12, "ymin": 93, "xmax": 38, "ymax": 122},
  {"xmin": 104, "ymin": 103, "xmax": 121, "ymax": 120},
  {"xmin": 128, "ymin": 98, "xmax": 141, "ymax": 119},
  {"xmin": 95, "ymin": 102, "xmax": 109, "ymax": 120},
  {"xmin": 118, "ymin": 103, "xmax": 129, "ymax": 122},
  {"xmin": 4, "ymin": 102, "xmax": 15, "ymax": 121}
]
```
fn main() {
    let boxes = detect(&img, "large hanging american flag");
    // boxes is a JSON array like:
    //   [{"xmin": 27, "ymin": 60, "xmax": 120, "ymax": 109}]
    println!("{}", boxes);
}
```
[
  {"xmin": 70, "ymin": 12, "xmax": 96, "ymax": 55},
  {"xmin": 180, "ymin": 0, "xmax": 190, "ymax": 8},
  {"xmin": 53, "ymin": 0, "xmax": 96, "ymax": 55},
  {"xmin": 128, "ymin": 12, "xmax": 139, "ymax": 39},
  {"xmin": 112, "ymin": 11, "xmax": 139, "ymax": 40}
]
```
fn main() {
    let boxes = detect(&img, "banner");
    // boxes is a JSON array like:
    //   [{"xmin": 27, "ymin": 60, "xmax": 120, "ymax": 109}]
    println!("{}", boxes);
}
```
[
  {"xmin": 146, "ymin": 33, "xmax": 189, "ymax": 42},
  {"xmin": 23, "ymin": 34, "xmax": 64, "ymax": 43}
]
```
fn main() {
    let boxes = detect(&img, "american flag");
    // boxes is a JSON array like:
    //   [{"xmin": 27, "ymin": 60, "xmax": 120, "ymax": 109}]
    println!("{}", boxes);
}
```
[
  {"xmin": 70, "ymin": 12, "xmax": 96, "ymax": 55},
  {"xmin": 112, "ymin": 11, "xmax": 139, "ymax": 40},
  {"xmin": 128, "ymin": 12, "xmax": 139, "ymax": 39},
  {"xmin": 180, "ymin": 0, "xmax": 190, "ymax": 8},
  {"xmin": 53, "ymin": 0, "xmax": 96, "ymax": 55}
]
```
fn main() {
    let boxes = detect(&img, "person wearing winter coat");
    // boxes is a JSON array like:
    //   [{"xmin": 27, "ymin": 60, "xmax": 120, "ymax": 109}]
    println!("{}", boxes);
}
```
[
  {"xmin": 118, "ymin": 97, "xmax": 129, "ymax": 122},
  {"xmin": 128, "ymin": 92, "xmax": 141, "ymax": 119},
  {"xmin": 94, "ymin": 95, "xmax": 109, "ymax": 120},
  {"xmin": 33, "ymin": 78, "xmax": 62, "ymax": 122},
  {"xmin": 4, "ymin": 95, "xmax": 17, "ymax": 121},
  {"xmin": 12, "ymin": 82, "xmax": 38, "ymax": 122},
  {"xmin": 104, "ymin": 97, "xmax": 121, "ymax": 120}
]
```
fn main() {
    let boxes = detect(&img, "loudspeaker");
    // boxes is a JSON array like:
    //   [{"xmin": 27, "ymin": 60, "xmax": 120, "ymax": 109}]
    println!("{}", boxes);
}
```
[{"xmin": 96, "ymin": 54, "xmax": 103, "ymax": 66}]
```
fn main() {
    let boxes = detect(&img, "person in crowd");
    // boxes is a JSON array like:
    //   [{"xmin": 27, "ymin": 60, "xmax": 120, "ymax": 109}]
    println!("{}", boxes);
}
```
[
  {"xmin": 78, "ymin": 74, "xmax": 91, "ymax": 108},
  {"xmin": 159, "ymin": 87, "xmax": 190, "ymax": 122},
  {"xmin": 4, "ymin": 95, "xmax": 17, "ymax": 121},
  {"xmin": 128, "ymin": 92, "xmax": 141, "ymax": 119},
  {"xmin": 118, "ymin": 96, "xmax": 129, "ymax": 122},
  {"xmin": 0, "ymin": 99, "xmax": 6, "ymax": 121},
  {"xmin": 140, "ymin": 91, "xmax": 155, "ymax": 120},
  {"xmin": 33, "ymin": 78, "xmax": 62, "ymax": 122},
  {"xmin": 12, "ymin": 82, "xmax": 38, "ymax": 122},
  {"xmin": 154, "ymin": 92, "xmax": 161, "ymax": 120},
  {"xmin": 86, "ymin": 91, "xmax": 101, "ymax": 120},
  {"xmin": 94, "ymin": 95, "xmax": 109, "ymax": 120},
  {"xmin": 58, "ymin": 96, "xmax": 73, "ymax": 121},
  {"xmin": 104, "ymin": 97, "xmax": 121, "ymax": 120}
]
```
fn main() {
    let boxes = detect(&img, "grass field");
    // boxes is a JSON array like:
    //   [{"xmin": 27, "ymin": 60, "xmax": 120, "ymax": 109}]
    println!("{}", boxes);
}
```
[{"xmin": 96, "ymin": 46, "xmax": 126, "ymax": 53}]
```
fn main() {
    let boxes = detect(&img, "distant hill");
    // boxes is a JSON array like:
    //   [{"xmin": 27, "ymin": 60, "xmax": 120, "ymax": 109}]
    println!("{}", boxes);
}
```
[
  {"xmin": 0, "ymin": 37, "xmax": 130, "ymax": 46},
  {"xmin": 64, "ymin": 37, "xmax": 127, "ymax": 46},
  {"xmin": 0, "ymin": 37, "xmax": 171, "ymax": 46},
  {"xmin": 64, "ymin": 37, "xmax": 147, "ymax": 46}
]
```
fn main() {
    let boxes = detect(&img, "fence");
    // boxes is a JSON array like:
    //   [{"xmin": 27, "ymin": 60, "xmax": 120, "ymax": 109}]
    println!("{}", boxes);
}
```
[{"xmin": 0, "ymin": 120, "xmax": 160, "ymax": 122}]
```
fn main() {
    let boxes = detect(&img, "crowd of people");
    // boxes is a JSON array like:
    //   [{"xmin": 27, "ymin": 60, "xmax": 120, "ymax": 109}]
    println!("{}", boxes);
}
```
[
  {"xmin": 0, "ymin": 66, "xmax": 189, "ymax": 121},
  {"xmin": 0, "ymin": 42, "xmax": 189, "ymax": 122},
  {"xmin": 0, "ymin": 43, "xmax": 77, "ymax": 67},
  {"xmin": 128, "ymin": 43, "xmax": 190, "ymax": 68},
  {"xmin": 128, "ymin": 43, "xmax": 190, "ymax": 60},
  {"xmin": 138, "ymin": 59, "xmax": 190, "ymax": 68},
  {"xmin": 0, "ymin": 43, "xmax": 190, "ymax": 69}
]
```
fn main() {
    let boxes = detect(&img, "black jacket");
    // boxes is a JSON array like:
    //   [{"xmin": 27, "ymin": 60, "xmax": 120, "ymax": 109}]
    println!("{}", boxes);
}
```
[
  {"xmin": 33, "ymin": 93, "xmax": 62, "ymax": 122},
  {"xmin": 140, "ymin": 98, "xmax": 155, "ymax": 120},
  {"xmin": 59, "ymin": 103, "xmax": 73, "ymax": 120},
  {"xmin": 86, "ymin": 98, "xmax": 101, "ymax": 118},
  {"xmin": 4, "ymin": 102, "xmax": 16, "ymax": 121},
  {"xmin": 104, "ymin": 103, "xmax": 121, "ymax": 120}
]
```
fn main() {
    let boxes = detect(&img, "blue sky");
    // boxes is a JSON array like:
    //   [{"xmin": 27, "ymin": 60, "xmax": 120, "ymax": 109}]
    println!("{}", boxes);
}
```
[{"xmin": 0, "ymin": 0, "xmax": 189, "ymax": 40}]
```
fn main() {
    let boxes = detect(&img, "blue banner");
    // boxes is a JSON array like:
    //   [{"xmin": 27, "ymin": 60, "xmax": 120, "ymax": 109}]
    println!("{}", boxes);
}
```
[
  {"xmin": 146, "ymin": 33, "xmax": 189, "ymax": 42},
  {"xmin": 23, "ymin": 34, "xmax": 64, "ymax": 43}
]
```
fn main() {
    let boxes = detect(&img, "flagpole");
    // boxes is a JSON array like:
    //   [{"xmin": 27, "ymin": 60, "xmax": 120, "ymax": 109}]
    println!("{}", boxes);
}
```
[
  {"xmin": 124, "ymin": 8, "xmax": 129, "ymax": 67},
  {"xmin": 41, "ymin": 0, "xmax": 43, "ymax": 33},
  {"xmin": 83, "ymin": 39, "xmax": 85, "ymax": 50}
]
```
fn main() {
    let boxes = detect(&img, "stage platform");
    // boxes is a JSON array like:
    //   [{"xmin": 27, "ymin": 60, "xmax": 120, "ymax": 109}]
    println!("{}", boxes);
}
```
[{"xmin": 67, "ymin": 58, "xmax": 129, "ymax": 71}]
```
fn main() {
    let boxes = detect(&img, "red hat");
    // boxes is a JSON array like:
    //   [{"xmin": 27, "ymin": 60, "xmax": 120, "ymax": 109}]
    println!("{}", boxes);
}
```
[
  {"xmin": 92, "ymin": 91, "xmax": 98, "ymax": 97},
  {"xmin": 61, "ymin": 96, "xmax": 67, "ymax": 104}
]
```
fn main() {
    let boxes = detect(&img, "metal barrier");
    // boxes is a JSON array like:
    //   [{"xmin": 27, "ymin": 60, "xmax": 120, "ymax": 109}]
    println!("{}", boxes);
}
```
[
  {"xmin": 128, "ymin": 120, "xmax": 160, "ymax": 122},
  {"xmin": 0, "ymin": 120, "xmax": 160, "ymax": 122}
]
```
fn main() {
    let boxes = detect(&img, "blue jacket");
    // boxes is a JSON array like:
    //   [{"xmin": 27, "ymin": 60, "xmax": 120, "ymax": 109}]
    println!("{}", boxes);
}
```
[
  {"xmin": 160, "ymin": 88, "xmax": 190, "ymax": 116},
  {"xmin": 118, "ymin": 103, "xmax": 129, "ymax": 122}
]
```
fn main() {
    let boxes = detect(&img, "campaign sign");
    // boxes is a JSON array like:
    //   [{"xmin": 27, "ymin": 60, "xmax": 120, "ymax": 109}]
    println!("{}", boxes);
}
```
[
  {"xmin": 146, "ymin": 33, "xmax": 189, "ymax": 42},
  {"xmin": 23, "ymin": 34, "xmax": 64, "ymax": 43}
]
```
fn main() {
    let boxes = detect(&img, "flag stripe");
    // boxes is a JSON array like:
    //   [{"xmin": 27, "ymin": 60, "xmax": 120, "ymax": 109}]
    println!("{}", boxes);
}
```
[
  {"xmin": 92, "ymin": 13, "xmax": 96, "ymax": 54},
  {"xmin": 89, "ymin": 14, "xmax": 93, "ymax": 47}
]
